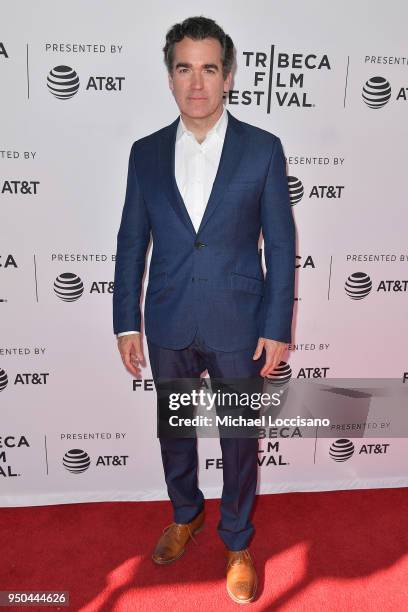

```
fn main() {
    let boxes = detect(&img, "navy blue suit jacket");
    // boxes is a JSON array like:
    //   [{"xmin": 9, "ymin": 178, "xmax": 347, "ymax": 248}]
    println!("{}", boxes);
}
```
[{"xmin": 113, "ymin": 110, "xmax": 296, "ymax": 352}]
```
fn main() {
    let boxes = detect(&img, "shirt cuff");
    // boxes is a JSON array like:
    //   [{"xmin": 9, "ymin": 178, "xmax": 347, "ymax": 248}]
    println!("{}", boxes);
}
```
[{"xmin": 117, "ymin": 331, "xmax": 140, "ymax": 337}]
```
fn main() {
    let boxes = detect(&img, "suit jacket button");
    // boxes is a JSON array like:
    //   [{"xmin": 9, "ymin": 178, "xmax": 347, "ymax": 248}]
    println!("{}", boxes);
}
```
[{"xmin": 194, "ymin": 241, "xmax": 206, "ymax": 249}]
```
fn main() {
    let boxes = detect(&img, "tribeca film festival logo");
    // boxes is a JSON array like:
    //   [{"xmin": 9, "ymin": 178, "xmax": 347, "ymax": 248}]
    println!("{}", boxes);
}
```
[
  {"xmin": 46, "ymin": 65, "xmax": 125, "ymax": 99},
  {"xmin": 362, "ymin": 75, "xmax": 408, "ymax": 109},
  {"xmin": 62, "ymin": 448, "xmax": 128, "ymax": 473},
  {"xmin": 0, "ymin": 368, "xmax": 49, "ymax": 392},
  {"xmin": 294, "ymin": 255, "xmax": 315, "ymax": 304},
  {"xmin": 0, "ymin": 42, "xmax": 8, "ymax": 59},
  {"xmin": 53, "ymin": 273, "xmax": 113, "ymax": 301},
  {"xmin": 329, "ymin": 438, "xmax": 390, "ymax": 462},
  {"xmin": 345, "ymin": 272, "xmax": 408, "ymax": 299},
  {"xmin": 0, "ymin": 435, "xmax": 30, "ymax": 478},
  {"xmin": 206, "ymin": 440, "xmax": 289, "ymax": 470},
  {"xmin": 226, "ymin": 47, "xmax": 331, "ymax": 113},
  {"xmin": 287, "ymin": 176, "xmax": 344, "ymax": 206},
  {"xmin": 0, "ymin": 253, "xmax": 17, "ymax": 271},
  {"xmin": 296, "ymin": 255, "xmax": 316, "ymax": 271}
]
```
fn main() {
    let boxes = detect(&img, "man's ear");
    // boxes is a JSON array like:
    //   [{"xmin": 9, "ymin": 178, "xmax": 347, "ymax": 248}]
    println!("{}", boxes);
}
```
[{"xmin": 168, "ymin": 71, "xmax": 174, "ymax": 93}]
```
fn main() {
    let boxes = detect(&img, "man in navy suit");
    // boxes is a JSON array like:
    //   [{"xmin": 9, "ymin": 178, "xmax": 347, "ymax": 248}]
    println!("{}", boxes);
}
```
[{"xmin": 113, "ymin": 16, "xmax": 295, "ymax": 604}]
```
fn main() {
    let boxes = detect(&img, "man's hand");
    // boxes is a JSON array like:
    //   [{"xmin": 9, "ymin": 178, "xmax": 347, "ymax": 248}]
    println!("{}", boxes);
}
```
[
  {"xmin": 117, "ymin": 333, "xmax": 146, "ymax": 378},
  {"xmin": 253, "ymin": 337, "xmax": 288, "ymax": 378}
]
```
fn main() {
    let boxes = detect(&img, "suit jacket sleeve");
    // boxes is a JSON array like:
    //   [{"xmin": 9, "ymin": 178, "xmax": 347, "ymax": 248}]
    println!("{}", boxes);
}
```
[
  {"xmin": 259, "ymin": 136, "xmax": 296, "ymax": 344},
  {"xmin": 113, "ymin": 142, "xmax": 151, "ymax": 335}
]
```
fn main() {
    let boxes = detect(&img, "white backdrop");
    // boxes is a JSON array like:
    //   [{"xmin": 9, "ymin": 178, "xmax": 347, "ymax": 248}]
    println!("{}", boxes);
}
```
[{"xmin": 1, "ymin": 0, "xmax": 408, "ymax": 507}]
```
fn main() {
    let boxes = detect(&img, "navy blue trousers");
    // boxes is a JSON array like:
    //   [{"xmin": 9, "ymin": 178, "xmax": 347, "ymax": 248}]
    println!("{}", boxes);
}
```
[{"xmin": 147, "ymin": 332, "xmax": 265, "ymax": 551}]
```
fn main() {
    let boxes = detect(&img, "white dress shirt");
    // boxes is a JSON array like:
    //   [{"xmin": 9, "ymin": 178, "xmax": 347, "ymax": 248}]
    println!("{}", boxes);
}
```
[{"xmin": 117, "ymin": 108, "xmax": 228, "ymax": 337}]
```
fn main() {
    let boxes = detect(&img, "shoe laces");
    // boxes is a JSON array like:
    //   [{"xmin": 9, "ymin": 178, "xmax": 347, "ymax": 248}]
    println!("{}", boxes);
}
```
[
  {"xmin": 162, "ymin": 522, "xmax": 199, "ymax": 545},
  {"xmin": 228, "ymin": 549, "xmax": 252, "ymax": 567}
]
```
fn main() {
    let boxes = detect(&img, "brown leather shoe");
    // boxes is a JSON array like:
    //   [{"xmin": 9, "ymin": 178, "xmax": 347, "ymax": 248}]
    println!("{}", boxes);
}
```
[
  {"xmin": 226, "ymin": 549, "xmax": 257, "ymax": 604},
  {"xmin": 151, "ymin": 509, "xmax": 204, "ymax": 564}
]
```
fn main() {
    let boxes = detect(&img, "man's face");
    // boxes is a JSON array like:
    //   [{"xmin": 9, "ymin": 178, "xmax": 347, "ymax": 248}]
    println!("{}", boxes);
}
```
[{"xmin": 168, "ymin": 36, "xmax": 232, "ymax": 120}]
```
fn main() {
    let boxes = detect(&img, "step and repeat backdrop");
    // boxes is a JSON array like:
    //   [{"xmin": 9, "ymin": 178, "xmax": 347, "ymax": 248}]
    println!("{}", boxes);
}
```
[{"xmin": 1, "ymin": 1, "xmax": 408, "ymax": 506}]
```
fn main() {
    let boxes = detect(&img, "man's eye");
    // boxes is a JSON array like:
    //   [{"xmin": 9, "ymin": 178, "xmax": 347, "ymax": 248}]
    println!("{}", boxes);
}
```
[
  {"xmin": 178, "ymin": 68, "xmax": 189, "ymax": 73},
  {"xmin": 205, "ymin": 69, "xmax": 215, "ymax": 74}
]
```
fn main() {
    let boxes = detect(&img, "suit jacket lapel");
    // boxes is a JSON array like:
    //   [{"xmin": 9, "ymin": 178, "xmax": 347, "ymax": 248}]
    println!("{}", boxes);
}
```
[
  {"xmin": 158, "ymin": 110, "xmax": 246, "ymax": 237},
  {"xmin": 197, "ymin": 111, "xmax": 246, "ymax": 235},
  {"xmin": 159, "ymin": 117, "xmax": 196, "ymax": 237}
]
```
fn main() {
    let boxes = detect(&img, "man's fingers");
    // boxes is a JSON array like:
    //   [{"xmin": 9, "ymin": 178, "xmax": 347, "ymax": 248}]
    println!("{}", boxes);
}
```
[
  {"xmin": 252, "ymin": 338, "xmax": 265, "ymax": 360},
  {"xmin": 134, "ymin": 348, "xmax": 146, "ymax": 367},
  {"xmin": 122, "ymin": 350, "xmax": 140, "ymax": 377},
  {"xmin": 261, "ymin": 360, "xmax": 275, "ymax": 377},
  {"xmin": 260, "ymin": 345, "xmax": 285, "ymax": 377},
  {"xmin": 118, "ymin": 337, "xmax": 145, "ymax": 378},
  {"xmin": 129, "ymin": 350, "xmax": 145, "ymax": 377},
  {"xmin": 263, "ymin": 357, "xmax": 281, "ymax": 377}
]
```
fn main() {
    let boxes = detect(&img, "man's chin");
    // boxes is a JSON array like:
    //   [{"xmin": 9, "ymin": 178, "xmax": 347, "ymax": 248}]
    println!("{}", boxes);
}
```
[{"xmin": 181, "ymin": 105, "xmax": 220, "ymax": 120}]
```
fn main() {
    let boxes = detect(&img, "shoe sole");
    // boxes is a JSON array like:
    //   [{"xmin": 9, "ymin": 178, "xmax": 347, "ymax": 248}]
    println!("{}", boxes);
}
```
[
  {"xmin": 151, "ymin": 522, "xmax": 204, "ymax": 565},
  {"xmin": 226, "ymin": 576, "xmax": 258, "ymax": 604}
]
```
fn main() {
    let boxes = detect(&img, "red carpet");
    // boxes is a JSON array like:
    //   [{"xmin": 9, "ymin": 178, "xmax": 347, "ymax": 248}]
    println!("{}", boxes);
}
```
[{"xmin": 1, "ymin": 488, "xmax": 408, "ymax": 611}]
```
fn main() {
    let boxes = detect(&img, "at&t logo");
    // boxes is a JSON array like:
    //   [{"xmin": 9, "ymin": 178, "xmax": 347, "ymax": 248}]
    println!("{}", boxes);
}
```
[
  {"xmin": 54, "ymin": 273, "xmax": 84, "ymax": 301},
  {"xmin": 47, "ymin": 66, "xmax": 80, "ymax": 99},
  {"xmin": 329, "ymin": 438, "xmax": 354, "ymax": 461},
  {"xmin": 266, "ymin": 362, "xmax": 330, "ymax": 384},
  {"xmin": 63, "ymin": 449, "xmax": 91, "ymax": 473},
  {"xmin": 0, "ymin": 369, "xmax": 8, "ymax": 391},
  {"xmin": 288, "ymin": 176, "xmax": 304, "ymax": 204},
  {"xmin": 362, "ymin": 75, "xmax": 408, "ymax": 108},
  {"xmin": 287, "ymin": 176, "xmax": 344, "ymax": 205},
  {"xmin": 1, "ymin": 180, "xmax": 40, "ymax": 195},
  {"xmin": 345, "ymin": 272, "xmax": 408, "ymax": 299},
  {"xmin": 0, "ymin": 369, "xmax": 49, "ymax": 390},
  {"xmin": 62, "ymin": 448, "xmax": 129, "ymax": 473},
  {"xmin": 53, "ymin": 273, "xmax": 114, "ymax": 301},
  {"xmin": 362, "ymin": 76, "xmax": 391, "ymax": 108},
  {"xmin": 345, "ymin": 272, "xmax": 372, "ymax": 300},
  {"xmin": 329, "ymin": 438, "xmax": 390, "ymax": 461},
  {"xmin": 47, "ymin": 65, "xmax": 125, "ymax": 99},
  {"xmin": 266, "ymin": 362, "xmax": 292, "ymax": 385}
]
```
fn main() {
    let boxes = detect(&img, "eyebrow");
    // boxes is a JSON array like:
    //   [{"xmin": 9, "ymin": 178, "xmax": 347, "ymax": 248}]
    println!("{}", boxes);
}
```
[{"xmin": 175, "ymin": 62, "xmax": 219, "ymax": 71}]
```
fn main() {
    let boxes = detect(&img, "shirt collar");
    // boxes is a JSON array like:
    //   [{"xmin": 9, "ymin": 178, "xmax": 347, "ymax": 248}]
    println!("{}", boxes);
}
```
[{"xmin": 176, "ymin": 107, "xmax": 228, "ymax": 144}]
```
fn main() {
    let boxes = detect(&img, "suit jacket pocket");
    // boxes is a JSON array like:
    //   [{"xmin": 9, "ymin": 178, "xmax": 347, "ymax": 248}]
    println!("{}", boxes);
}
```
[
  {"xmin": 231, "ymin": 272, "xmax": 264, "ymax": 296},
  {"xmin": 146, "ymin": 271, "xmax": 167, "ymax": 295}
]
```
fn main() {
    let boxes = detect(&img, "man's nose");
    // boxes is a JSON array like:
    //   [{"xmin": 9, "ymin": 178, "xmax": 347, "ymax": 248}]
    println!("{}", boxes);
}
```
[{"xmin": 191, "ymin": 71, "xmax": 204, "ymax": 89}]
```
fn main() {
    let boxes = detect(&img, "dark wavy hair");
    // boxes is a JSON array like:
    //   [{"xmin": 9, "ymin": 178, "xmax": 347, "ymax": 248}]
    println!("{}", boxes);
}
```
[{"xmin": 163, "ymin": 16, "xmax": 235, "ymax": 79}]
